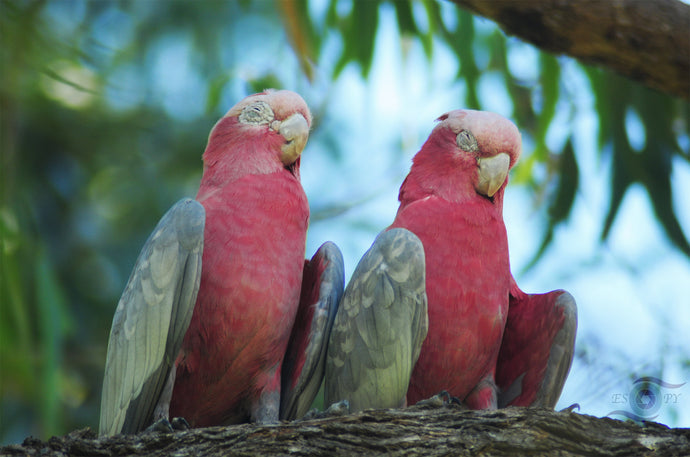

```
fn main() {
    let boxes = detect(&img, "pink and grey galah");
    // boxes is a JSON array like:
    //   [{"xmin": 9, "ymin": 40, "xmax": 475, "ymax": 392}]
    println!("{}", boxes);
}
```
[
  {"xmin": 326, "ymin": 109, "xmax": 576, "ymax": 412},
  {"xmin": 99, "ymin": 90, "xmax": 344, "ymax": 435}
]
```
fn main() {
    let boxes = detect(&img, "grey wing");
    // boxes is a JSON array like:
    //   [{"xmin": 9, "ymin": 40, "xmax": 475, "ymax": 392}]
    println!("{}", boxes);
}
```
[
  {"xmin": 324, "ymin": 228, "xmax": 428, "ymax": 413},
  {"xmin": 534, "ymin": 292, "xmax": 577, "ymax": 408},
  {"xmin": 280, "ymin": 242, "xmax": 345, "ymax": 420},
  {"xmin": 99, "ymin": 198, "xmax": 204, "ymax": 436}
]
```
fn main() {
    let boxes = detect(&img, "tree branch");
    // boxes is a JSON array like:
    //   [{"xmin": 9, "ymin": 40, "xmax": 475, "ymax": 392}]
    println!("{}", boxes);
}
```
[
  {"xmin": 3, "ymin": 406, "xmax": 689, "ymax": 456},
  {"xmin": 452, "ymin": 0, "xmax": 690, "ymax": 100}
]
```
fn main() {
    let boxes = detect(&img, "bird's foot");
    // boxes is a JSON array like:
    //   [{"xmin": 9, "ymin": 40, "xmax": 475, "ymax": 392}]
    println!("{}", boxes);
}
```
[
  {"xmin": 299, "ymin": 400, "xmax": 351, "ymax": 421},
  {"xmin": 144, "ymin": 417, "xmax": 190, "ymax": 434},
  {"xmin": 415, "ymin": 390, "xmax": 464, "ymax": 408},
  {"xmin": 171, "ymin": 417, "xmax": 190, "ymax": 430},
  {"xmin": 559, "ymin": 403, "xmax": 580, "ymax": 413},
  {"xmin": 324, "ymin": 399, "xmax": 351, "ymax": 416}
]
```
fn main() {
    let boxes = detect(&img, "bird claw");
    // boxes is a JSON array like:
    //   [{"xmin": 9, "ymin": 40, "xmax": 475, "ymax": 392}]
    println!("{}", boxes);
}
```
[
  {"xmin": 170, "ymin": 417, "xmax": 191, "ymax": 430},
  {"xmin": 144, "ymin": 418, "xmax": 174, "ymax": 434},
  {"xmin": 144, "ymin": 416, "xmax": 190, "ymax": 434},
  {"xmin": 299, "ymin": 400, "xmax": 351, "ymax": 421},
  {"xmin": 559, "ymin": 403, "xmax": 580, "ymax": 413},
  {"xmin": 325, "ymin": 399, "xmax": 351, "ymax": 416},
  {"xmin": 416, "ymin": 390, "xmax": 463, "ymax": 408}
]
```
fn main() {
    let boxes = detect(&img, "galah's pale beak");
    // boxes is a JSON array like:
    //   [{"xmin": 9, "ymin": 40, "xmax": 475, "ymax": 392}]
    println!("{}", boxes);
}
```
[
  {"xmin": 476, "ymin": 153, "xmax": 510, "ymax": 197},
  {"xmin": 275, "ymin": 113, "xmax": 310, "ymax": 166}
]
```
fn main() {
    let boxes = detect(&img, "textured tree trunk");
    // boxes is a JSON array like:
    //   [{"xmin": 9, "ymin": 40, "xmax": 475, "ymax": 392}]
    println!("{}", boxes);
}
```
[
  {"xmin": 3, "ymin": 405, "xmax": 689, "ymax": 456},
  {"xmin": 452, "ymin": 0, "xmax": 690, "ymax": 100}
]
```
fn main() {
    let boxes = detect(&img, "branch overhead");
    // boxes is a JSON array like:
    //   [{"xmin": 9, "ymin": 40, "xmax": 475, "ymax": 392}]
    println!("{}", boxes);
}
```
[{"xmin": 453, "ymin": 0, "xmax": 690, "ymax": 100}]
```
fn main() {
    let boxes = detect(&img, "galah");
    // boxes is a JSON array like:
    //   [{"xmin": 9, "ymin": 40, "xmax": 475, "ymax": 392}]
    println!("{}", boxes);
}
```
[
  {"xmin": 99, "ymin": 90, "xmax": 344, "ymax": 436},
  {"xmin": 325, "ymin": 228, "xmax": 428, "ymax": 412},
  {"xmin": 325, "ymin": 109, "xmax": 576, "ymax": 412},
  {"xmin": 395, "ymin": 109, "xmax": 576, "ymax": 409}
]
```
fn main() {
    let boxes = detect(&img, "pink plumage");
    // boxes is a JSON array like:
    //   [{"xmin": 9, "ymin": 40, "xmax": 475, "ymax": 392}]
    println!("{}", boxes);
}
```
[
  {"xmin": 391, "ymin": 109, "xmax": 521, "ymax": 408},
  {"xmin": 170, "ymin": 90, "xmax": 311, "ymax": 425}
]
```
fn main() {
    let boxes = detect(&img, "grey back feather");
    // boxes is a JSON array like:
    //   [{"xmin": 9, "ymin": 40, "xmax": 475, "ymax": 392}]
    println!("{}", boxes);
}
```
[
  {"xmin": 99, "ymin": 198, "xmax": 204, "ymax": 435},
  {"xmin": 325, "ymin": 228, "xmax": 428, "ymax": 412}
]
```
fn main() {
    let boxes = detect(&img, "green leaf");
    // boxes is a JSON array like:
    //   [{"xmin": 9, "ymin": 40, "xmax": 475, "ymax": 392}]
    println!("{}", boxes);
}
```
[
  {"xmin": 352, "ymin": 0, "xmax": 380, "ymax": 77},
  {"xmin": 533, "ymin": 53, "xmax": 560, "ymax": 161},
  {"xmin": 525, "ymin": 137, "xmax": 579, "ymax": 270},
  {"xmin": 0, "ymin": 209, "xmax": 36, "ymax": 403},
  {"xmin": 205, "ymin": 74, "xmax": 231, "ymax": 114},
  {"xmin": 393, "ymin": 0, "xmax": 419, "ymax": 36},
  {"xmin": 418, "ymin": 0, "xmax": 436, "ymax": 58},
  {"xmin": 247, "ymin": 74, "xmax": 284, "ymax": 94},
  {"xmin": 600, "ymin": 73, "xmax": 635, "ymax": 241},
  {"xmin": 431, "ymin": 5, "xmax": 471, "ymax": 80},
  {"xmin": 456, "ymin": 10, "xmax": 479, "ymax": 108},
  {"xmin": 635, "ymin": 89, "xmax": 690, "ymax": 256},
  {"xmin": 35, "ymin": 248, "xmax": 71, "ymax": 437},
  {"xmin": 594, "ymin": 73, "xmax": 689, "ymax": 258},
  {"xmin": 333, "ymin": 0, "xmax": 381, "ymax": 78},
  {"xmin": 279, "ymin": 0, "xmax": 320, "ymax": 81},
  {"xmin": 584, "ymin": 67, "xmax": 611, "ymax": 151},
  {"xmin": 549, "ymin": 139, "xmax": 579, "ymax": 223},
  {"xmin": 325, "ymin": 0, "xmax": 340, "ymax": 29}
]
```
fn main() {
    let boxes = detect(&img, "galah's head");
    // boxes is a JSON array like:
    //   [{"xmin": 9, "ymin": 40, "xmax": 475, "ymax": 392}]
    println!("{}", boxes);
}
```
[
  {"xmin": 203, "ymin": 89, "xmax": 312, "ymax": 178},
  {"xmin": 409, "ymin": 109, "xmax": 521, "ymax": 203}
]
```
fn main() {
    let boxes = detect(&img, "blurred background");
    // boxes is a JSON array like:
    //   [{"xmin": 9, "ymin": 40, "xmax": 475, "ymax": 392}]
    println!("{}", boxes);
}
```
[{"xmin": 1, "ymin": 0, "xmax": 688, "ymax": 444}]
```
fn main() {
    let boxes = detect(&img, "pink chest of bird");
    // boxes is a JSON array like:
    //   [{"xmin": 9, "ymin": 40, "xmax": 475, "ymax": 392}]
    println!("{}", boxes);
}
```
[
  {"xmin": 393, "ymin": 195, "xmax": 511, "ymax": 407},
  {"xmin": 171, "ymin": 171, "xmax": 309, "ymax": 426}
]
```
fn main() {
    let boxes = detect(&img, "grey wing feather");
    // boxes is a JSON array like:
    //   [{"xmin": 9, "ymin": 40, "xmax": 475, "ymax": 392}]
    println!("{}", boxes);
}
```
[
  {"xmin": 534, "ymin": 292, "xmax": 577, "ymax": 408},
  {"xmin": 325, "ymin": 228, "xmax": 428, "ymax": 413},
  {"xmin": 280, "ymin": 242, "xmax": 345, "ymax": 420},
  {"xmin": 99, "ymin": 198, "xmax": 204, "ymax": 436}
]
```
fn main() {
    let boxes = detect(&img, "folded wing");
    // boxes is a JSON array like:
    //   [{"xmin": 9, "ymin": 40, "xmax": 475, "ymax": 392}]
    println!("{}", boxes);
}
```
[
  {"xmin": 325, "ymin": 228, "xmax": 428, "ymax": 412},
  {"xmin": 280, "ymin": 241, "xmax": 345, "ymax": 420},
  {"xmin": 99, "ymin": 198, "xmax": 204, "ymax": 435},
  {"xmin": 496, "ymin": 281, "xmax": 577, "ymax": 409}
]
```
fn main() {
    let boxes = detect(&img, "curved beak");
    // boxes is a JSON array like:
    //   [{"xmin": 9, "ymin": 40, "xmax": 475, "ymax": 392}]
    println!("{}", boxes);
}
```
[
  {"xmin": 277, "ymin": 113, "xmax": 310, "ymax": 166},
  {"xmin": 476, "ymin": 153, "xmax": 510, "ymax": 197}
]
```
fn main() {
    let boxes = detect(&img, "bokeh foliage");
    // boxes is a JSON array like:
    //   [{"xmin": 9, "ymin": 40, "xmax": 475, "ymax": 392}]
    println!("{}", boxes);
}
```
[{"xmin": 1, "ymin": 0, "xmax": 688, "ymax": 443}]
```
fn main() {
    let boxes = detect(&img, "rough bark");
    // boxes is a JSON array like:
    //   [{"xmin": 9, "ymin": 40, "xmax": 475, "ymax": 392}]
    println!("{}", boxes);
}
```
[
  {"xmin": 452, "ymin": 0, "xmax": 690, "ymax": 100},
  {"xmin": 3, "ymin": 405, "xmax": 689, "ymax": 456}
]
